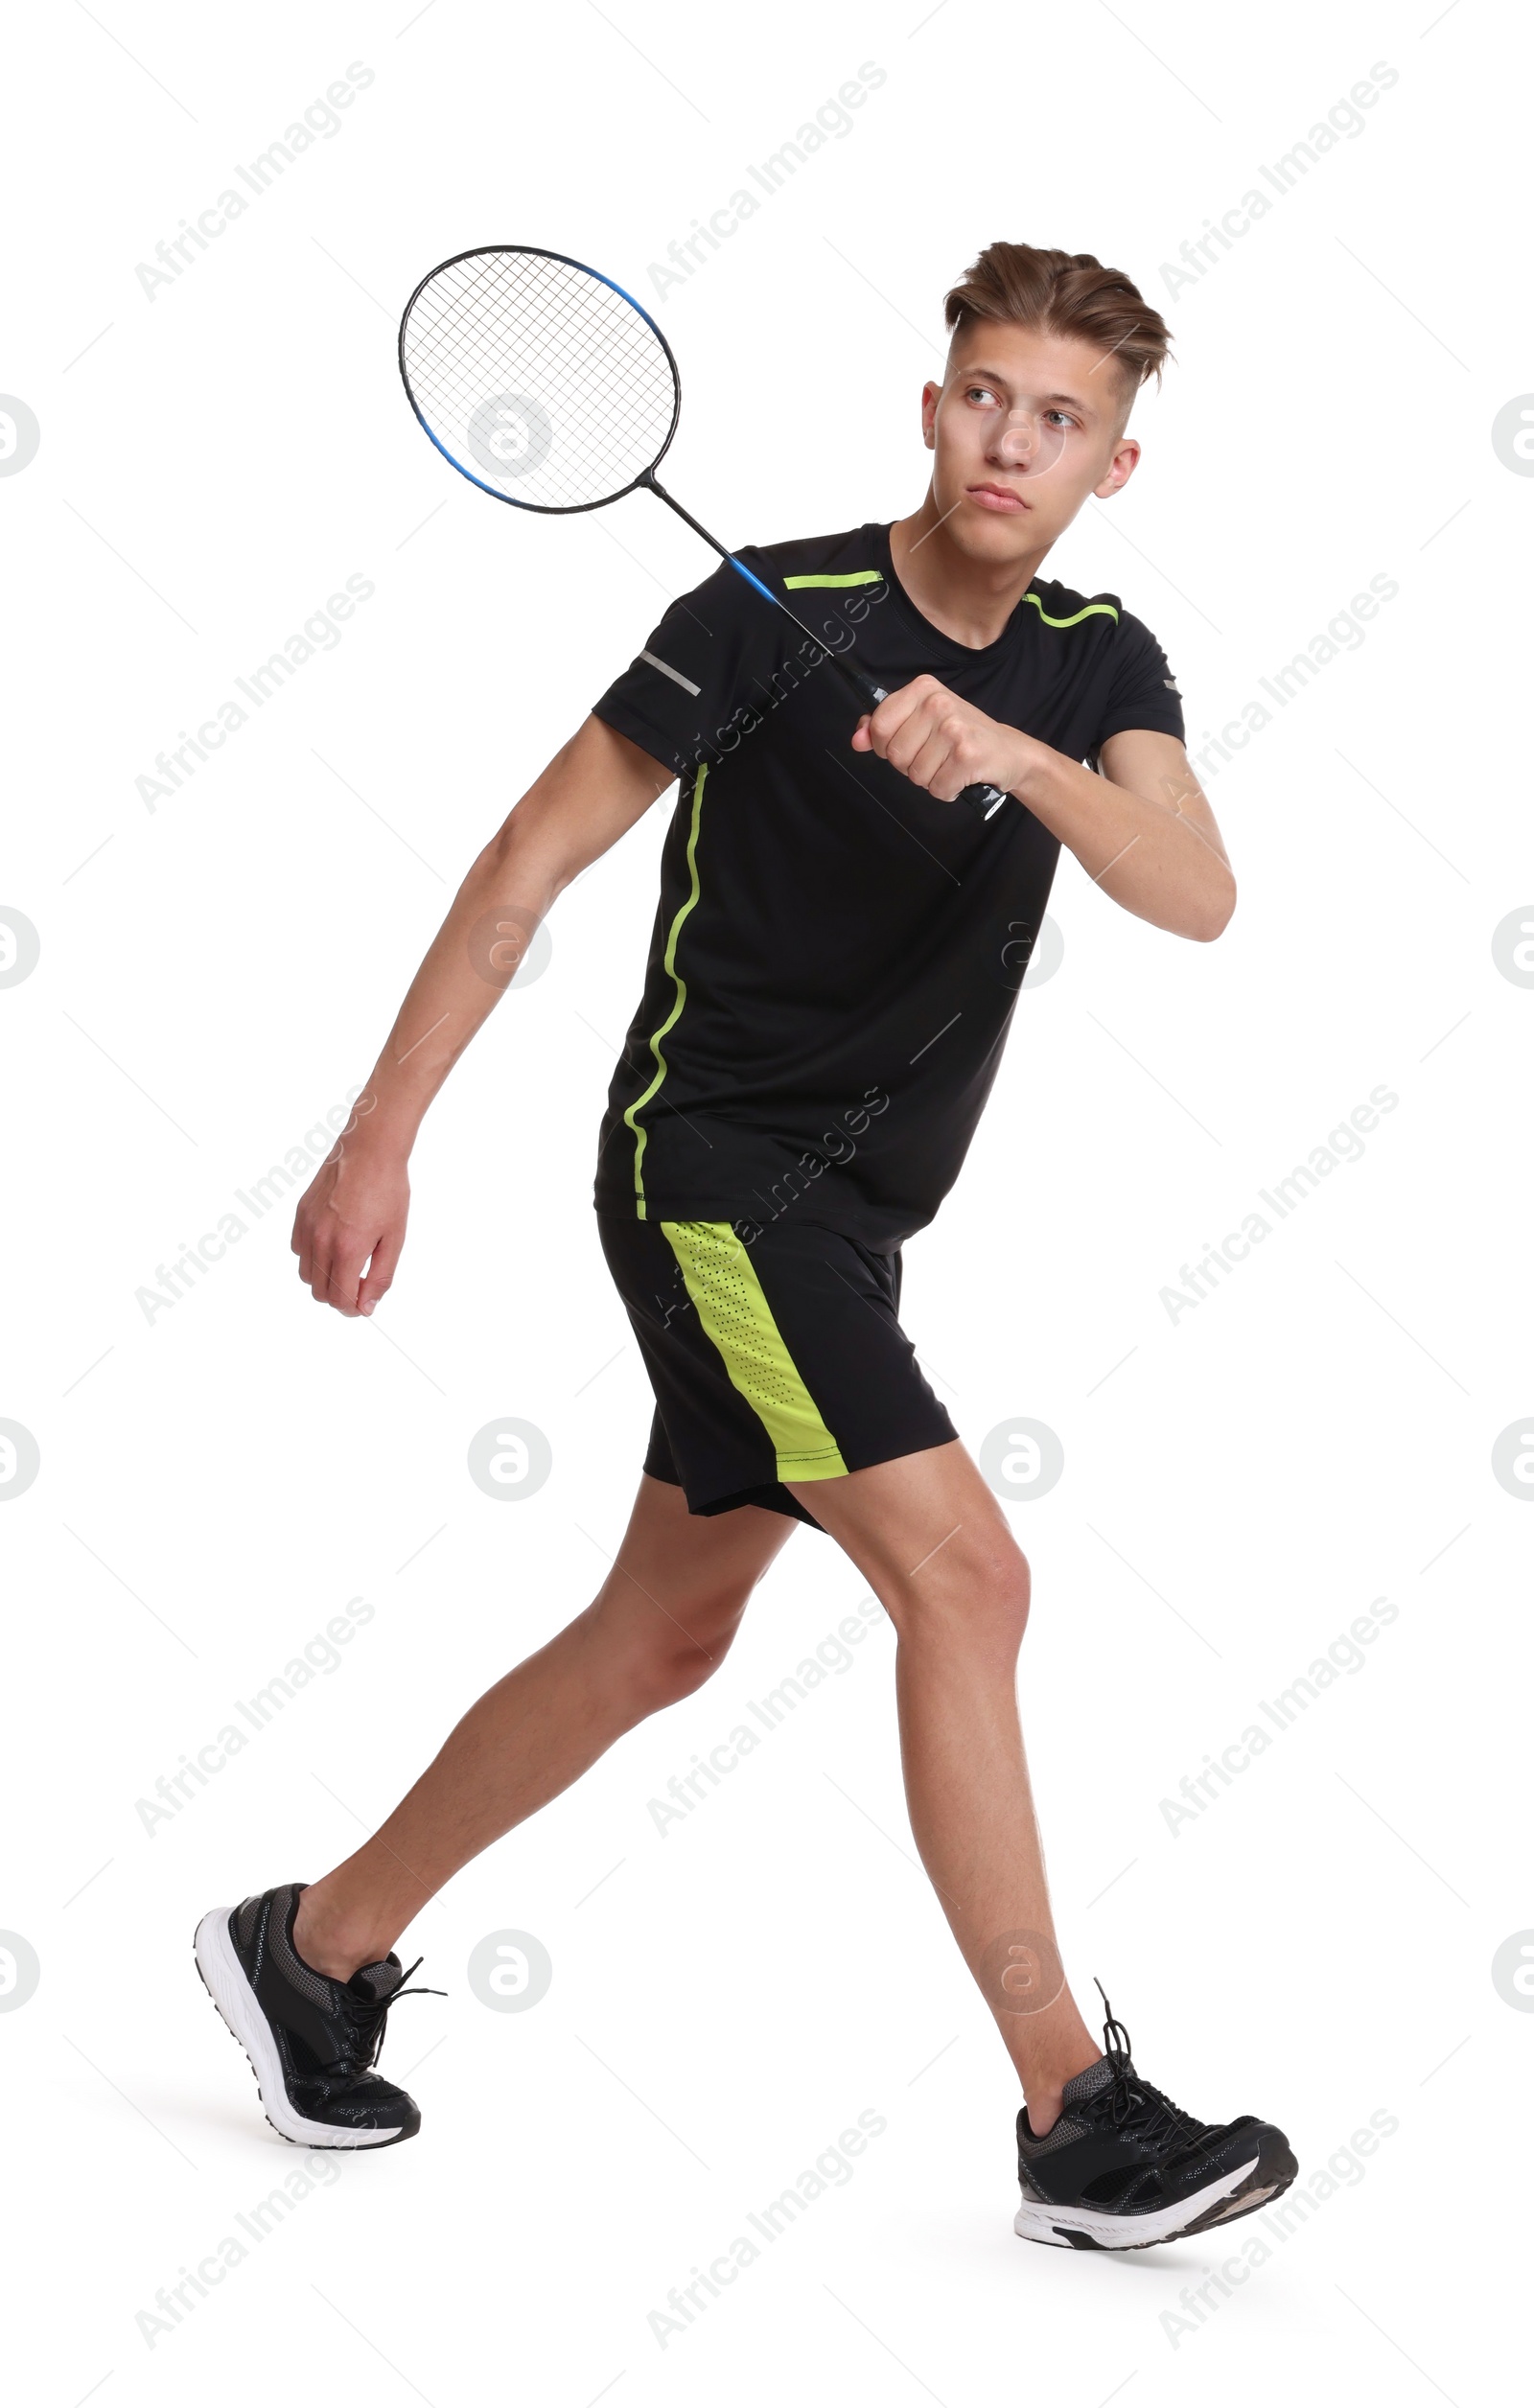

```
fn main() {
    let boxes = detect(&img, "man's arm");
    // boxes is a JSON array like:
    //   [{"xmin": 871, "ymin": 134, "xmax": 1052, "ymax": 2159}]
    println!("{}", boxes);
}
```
[
  {"xmin": 852, "ymin": 682, "xmax": 1235, "ymax": 941},
  {"xmin": 292, "ymin": 713, "xmax": 670, "ymax": 1317}
]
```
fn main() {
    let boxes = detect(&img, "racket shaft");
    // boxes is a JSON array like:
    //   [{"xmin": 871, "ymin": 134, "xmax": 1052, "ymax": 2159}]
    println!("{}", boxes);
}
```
[{"xmin": 644, "ymin": 475, "xmax": 1009, "ymax": 822}]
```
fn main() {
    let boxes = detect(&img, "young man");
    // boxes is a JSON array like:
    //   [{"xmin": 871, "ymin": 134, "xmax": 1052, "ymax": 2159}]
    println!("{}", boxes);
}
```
[{"xmin": 196, "ymin": 242, "xmax": 1295, "ymax": 2250}]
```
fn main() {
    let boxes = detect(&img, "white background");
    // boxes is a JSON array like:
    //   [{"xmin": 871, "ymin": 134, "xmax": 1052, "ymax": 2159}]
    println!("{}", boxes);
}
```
[{"xmin": 2, "ymin": 1, "xmax": 1528, "ymax": 2399}]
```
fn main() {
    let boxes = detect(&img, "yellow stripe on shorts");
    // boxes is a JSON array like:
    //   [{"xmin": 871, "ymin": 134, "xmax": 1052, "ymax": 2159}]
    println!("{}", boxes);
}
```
[{"xmin": 659, "ymin": 1220, "xmax": 848, "ymax": 1482}]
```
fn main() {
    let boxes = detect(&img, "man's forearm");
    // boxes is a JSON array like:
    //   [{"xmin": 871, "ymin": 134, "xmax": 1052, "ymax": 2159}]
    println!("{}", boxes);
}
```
[
  {"xmin": 342, "ymin": 716, "xmax": 667, "ymax": 1162},
  {"xmin": 348, "ymin": 831, "xmax": 560, "ymax": 1158},
  {"xmin": 1005, "ymin": 733, "xmax": 1234, "ymax": 941},
  {"xmin": 853, "ymin": 680, "xmax": 1233, "ymax": 941}
]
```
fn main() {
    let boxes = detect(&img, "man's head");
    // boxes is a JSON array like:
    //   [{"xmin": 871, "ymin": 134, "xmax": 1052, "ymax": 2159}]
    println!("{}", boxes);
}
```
[{"xmin": 919, "ymin": 242, "xmax": 1172, "ymax": 567}]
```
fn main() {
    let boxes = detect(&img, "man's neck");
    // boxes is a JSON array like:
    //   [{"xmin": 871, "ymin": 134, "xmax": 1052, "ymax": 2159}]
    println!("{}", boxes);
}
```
[{"xmin": 890, "ymin": 499, "xmax": 1047, "ymax": 651}]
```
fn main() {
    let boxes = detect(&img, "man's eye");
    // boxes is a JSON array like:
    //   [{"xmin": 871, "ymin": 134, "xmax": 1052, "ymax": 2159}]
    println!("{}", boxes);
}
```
[
  {"xmin": 1044, "ymin": 409, "xmax": 1074, "ymax": 428},
  {"xmin": 966, "ymin": 385, "xmax": 1000, "ymax": 405}
]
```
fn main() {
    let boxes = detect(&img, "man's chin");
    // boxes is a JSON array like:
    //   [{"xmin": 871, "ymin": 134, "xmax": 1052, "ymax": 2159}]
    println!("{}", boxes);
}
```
[{"xmin": 941, "ymin": 494, "xmax": 1055, "ymax": 563}]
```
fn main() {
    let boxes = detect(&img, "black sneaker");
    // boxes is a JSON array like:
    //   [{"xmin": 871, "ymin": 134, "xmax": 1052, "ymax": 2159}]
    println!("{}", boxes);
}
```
[
  {"xmin": 1013, "ymin": 1987, "xmax": 1296, "ymax": 2251},
  {"xmin": 194, "ymin": 1883, "xmax": 439, "ymax": 2149}
]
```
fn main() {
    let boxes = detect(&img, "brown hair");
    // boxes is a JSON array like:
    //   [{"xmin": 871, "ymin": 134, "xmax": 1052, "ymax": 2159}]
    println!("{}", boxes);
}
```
[{"xmin": 943, "ymin": 241, "xmax": 1172, "ymax": 401}]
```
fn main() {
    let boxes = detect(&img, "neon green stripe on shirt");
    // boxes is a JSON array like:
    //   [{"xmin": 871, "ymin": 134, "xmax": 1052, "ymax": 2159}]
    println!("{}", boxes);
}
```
[
  {"xmin": 781, "ymin": 570, "xmax": 887, "ymax": 589},
  {"xmin": 622, "ymin": 763, "xmax": 708, "ymax": 1219},
  {"xmin": 1024, "ymin": 591, "xmax": 1120, "ymax": 628}
]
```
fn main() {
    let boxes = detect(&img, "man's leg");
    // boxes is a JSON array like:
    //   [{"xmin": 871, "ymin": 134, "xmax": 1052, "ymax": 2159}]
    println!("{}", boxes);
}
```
[
  {"xmin": 787, "ymin": 1440, "xmax": 1100, "ymax": 2134},
  {"xmin": 292, "ymin": 1474, "xmax": 795, "ymax": 1980}
]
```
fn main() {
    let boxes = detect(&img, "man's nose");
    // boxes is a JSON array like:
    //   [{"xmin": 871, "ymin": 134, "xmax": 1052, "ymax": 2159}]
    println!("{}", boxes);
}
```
[
  {"xmin": 992, "ymin": 408, "xmax": 1064, "ymax": 480},
  {"xmin": 993, "ymin": 410, "xmax": 1037, "ymax": 465}
]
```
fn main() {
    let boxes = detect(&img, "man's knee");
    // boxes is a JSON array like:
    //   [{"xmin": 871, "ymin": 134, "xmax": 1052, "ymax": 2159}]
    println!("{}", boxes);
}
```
[
  {"xmin": 891, "ymin": 1530, "xmax": 1031, "ymax": 1658},
  {"xmin": 623, "ymin": 1584, "xmax": 752, "ymax": 1711}
]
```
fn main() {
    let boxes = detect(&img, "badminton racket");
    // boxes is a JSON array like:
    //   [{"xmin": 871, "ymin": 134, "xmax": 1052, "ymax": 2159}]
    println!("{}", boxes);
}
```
[{"xmin": 396, "ymin": 245, "xmax": 1010, "ymax": 822}]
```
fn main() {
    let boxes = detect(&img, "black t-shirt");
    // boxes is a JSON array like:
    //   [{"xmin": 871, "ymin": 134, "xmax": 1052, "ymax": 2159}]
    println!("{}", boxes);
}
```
[{"xmin": 591, "ymin": 519, "xmax": 1184, "ymax": 1248}]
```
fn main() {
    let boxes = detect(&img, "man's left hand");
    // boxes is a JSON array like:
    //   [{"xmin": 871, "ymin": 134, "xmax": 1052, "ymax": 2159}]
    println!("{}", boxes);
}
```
[{"xmin": 851, "ymin": 674, "xmax": 1028, "ymax": 802}]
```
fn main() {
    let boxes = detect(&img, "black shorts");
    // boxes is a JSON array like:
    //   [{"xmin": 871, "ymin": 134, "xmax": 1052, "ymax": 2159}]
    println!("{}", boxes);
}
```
[{"xmin": 597, "ymin": 1214, "xmax": 958, "ymax": 1527}]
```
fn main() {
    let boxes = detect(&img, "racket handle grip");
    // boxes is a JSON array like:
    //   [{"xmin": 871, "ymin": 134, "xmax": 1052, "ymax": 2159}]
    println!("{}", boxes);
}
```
[{"xmin": 836, "ymin": 659, "xmax": 1011, "ymax": 823}]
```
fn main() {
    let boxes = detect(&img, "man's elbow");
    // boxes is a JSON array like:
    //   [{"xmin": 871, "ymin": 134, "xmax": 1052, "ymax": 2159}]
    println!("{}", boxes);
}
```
[{"xmin": 1186, "ymin": 867, "xmax": 1237, "ymax": 942}]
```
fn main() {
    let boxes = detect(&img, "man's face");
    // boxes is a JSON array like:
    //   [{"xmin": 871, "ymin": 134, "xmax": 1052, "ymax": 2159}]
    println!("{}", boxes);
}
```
[{"xmin": 920, "ymin": 320, "xmax": 1142, "ymax": 565}]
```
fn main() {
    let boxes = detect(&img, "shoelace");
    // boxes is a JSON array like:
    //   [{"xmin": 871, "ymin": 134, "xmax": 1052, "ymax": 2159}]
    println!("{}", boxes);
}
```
[
  {"xmin": 329, "ymin": 1956, "xmax": 445, "ymax": 2076},
  {"xmin": 1089, "ymin": 1979, "xmax": 1208, "ymax": 2157}
]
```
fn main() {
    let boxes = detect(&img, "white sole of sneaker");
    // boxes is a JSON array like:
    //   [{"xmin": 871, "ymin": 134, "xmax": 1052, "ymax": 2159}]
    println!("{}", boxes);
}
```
[
  {"xmin": 1013, "ymin": 2154, "xmax": 1261, "ymax": 2251},
  {"xmin": 194, "ymin": 1907, "xmax": 406, "ymax": 2150}
]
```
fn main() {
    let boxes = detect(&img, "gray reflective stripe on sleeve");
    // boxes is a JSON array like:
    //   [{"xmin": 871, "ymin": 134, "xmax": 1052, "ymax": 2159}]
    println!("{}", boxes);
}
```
[{"xmin": 639, "ymin": 649, "xmax": 701, "ymax": 696}]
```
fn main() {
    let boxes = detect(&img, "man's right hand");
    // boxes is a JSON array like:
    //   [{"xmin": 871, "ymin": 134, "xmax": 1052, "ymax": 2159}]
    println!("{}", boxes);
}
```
[{"xmin": 291, "ymin": 1130, "xmax": 410, "ymax": 1318}]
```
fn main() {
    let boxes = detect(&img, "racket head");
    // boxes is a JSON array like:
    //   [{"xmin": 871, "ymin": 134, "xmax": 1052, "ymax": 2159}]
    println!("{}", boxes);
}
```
[{"xmin": 397, "ymin": 245, "xmax": 681, "ymax": 514}]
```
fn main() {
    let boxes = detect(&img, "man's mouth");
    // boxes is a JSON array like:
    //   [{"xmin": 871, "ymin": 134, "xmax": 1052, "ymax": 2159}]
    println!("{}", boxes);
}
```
[{"xmin": 966, "ymin": 482, "xmax": 1030, "ymax": 513}]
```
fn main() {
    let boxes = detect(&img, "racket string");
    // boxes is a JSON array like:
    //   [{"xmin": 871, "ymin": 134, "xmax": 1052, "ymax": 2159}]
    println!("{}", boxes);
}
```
[{"xmin": 402, "ymin": 249, "xmax": 677, "ymax": 509}]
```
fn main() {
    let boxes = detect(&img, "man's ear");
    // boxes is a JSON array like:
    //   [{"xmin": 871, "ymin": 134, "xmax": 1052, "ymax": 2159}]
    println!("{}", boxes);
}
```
[
  {"xmin": 1093, "ymin": 436, "xmax": 1140, "ymax": 500},
  {"xmin": 920, "ymin": 377, "xmax": 941, "ymax": 450}
]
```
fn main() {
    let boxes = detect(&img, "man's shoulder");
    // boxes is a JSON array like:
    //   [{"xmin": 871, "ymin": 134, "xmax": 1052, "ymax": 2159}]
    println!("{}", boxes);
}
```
[
  {"xmin": 1024, "ymin": 576, "xmax": 1174, "ymax": 672},
  {"xmin": 742, "ymin": 522, "xmax": 890, "ymax": 588},
  {"xmin": 1024, "ymin": 572, "xmax": 1127, "ymax": 632}
]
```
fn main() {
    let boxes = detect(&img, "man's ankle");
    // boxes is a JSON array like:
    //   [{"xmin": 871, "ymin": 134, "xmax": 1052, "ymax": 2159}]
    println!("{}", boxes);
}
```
[
  {"xmin": 1025, "ymin": 2089, "xmax": 1064, "ymax": 2140},
  {"xmin": 1022, "ymin": 2042, "xmax": 1105, "ymax": 2139},
  {"xmin": 291, "ymin": 1887, "xmax": 385, "ymax": 1984}
]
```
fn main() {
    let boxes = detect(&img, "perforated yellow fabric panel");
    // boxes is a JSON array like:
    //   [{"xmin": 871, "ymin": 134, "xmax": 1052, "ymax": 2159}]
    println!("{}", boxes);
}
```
[{"xmin": 660, "ymin": 1220, "xmax": 848, "ymax": 1482}]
